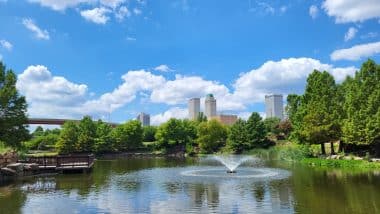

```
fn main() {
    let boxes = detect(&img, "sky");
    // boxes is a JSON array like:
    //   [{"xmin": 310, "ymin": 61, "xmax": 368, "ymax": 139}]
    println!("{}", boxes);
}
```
[{"xmin": 0, "ymin": 0, "xmax": 380, "ymax": 125}]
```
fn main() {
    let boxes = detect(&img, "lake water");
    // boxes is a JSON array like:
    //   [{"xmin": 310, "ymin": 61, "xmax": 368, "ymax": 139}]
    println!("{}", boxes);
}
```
[{"xmin": 1, "ymin": 157, "xmax": 380, "ymax": 214}]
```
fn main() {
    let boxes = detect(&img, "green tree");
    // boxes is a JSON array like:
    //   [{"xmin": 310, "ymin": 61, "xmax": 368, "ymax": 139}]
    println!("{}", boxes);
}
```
[
  {"xmin": 197, "ymin": 119, "xmax": 228, "ymax": 153},
  {"xmin": 246, "ymin": 112, "xmax": 266, "ymax": 148},
  {"xmin": 94, "ymin": 120, "xmax": 114, "ymax": 154},
  {"xmin": 142, "ymin": 126, "xmax": 157, "ymax": 142},
  {"xmin": 56, "ymin": 121, "xmax": 78, "ymax": 154},
  {"xmin": 342, "ymin": 59, "xmax": 380, "ymax": 147},
  {"xmin": 196, "ymin": 112, "xmax": 207, "ymax": 123},
  {"xmin": 263, "ymin": 117, "xmax": 281, "ymax": 135},
  {"xmin": 32, "ymin": 126, "xmax": 44, "ymax": 137},
  {"xmin": 298, "ymin": 70, "xmax": 340, "ymax": 154},
  {"xmin": 0, "ymin": 62, "xmax": 29, "ymax": 148},
  {"xmin": 77, "ymin": 116, "xmax": 97, "ymax": 152},
  {"xmin": 278, "ymin": 119, "xmax": 292, "ymax": 138},
  {"xmin": 112, "ymin": 120, "xmax": 143, "ymax": 151},
  {"xmin": 155, "ymin": 118, "xmax": 197, "ymax": 149},
  {"xmin": 227, "ymin": 118, "xmax": 249, "ymax": 153}
]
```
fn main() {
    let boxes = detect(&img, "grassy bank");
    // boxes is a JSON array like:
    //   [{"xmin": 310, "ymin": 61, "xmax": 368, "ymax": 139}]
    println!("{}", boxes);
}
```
[{"xmin": 301, "ymin": 158, "xmax": 380, "ymax": 169}]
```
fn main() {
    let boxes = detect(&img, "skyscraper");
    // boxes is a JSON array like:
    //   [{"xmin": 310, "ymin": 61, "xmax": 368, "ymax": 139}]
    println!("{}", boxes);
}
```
[
  {"xmin": 205, "ymin": 94, "xmax": 217, "ymax": 119},
  {"xmin": 188, "ymin": 98, "xmax": 200, "ymax": 120},
  {"xmin": 265, "ymin": 94, "xmax": 283, "ymax": 120},
  {"xmin": 136, "ymin": 112, "xmax": 150, "ymax": 126}
]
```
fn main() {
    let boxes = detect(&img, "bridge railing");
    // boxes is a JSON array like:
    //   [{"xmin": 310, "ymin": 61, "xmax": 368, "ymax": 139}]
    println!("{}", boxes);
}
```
[{"xmin": 24, "ymin": 154, "xmax": 95, "ymax": 169}]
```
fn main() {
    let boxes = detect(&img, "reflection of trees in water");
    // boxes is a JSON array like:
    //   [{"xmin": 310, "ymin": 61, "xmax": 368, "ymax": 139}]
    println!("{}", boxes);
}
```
[
  {"xmin": 0, "ymin": 185, "xmax": 26, "ymax": 214},
  {"xmin": 291, "ymin": 167, "xmax": 380, "ymax": 214},
  {"xmin": 184, "ymin": 183, "xmax": 219, "ymax": 209},
  {"xmin": 252, "ymin": 182, "xmax": 265, "ymax": 203}
]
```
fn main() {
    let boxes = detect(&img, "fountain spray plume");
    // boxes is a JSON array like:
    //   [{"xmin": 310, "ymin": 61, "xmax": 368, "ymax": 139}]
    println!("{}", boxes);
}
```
[{"xmin": 213, "ymin": 155, "xmax": 256, "ymax": 173}]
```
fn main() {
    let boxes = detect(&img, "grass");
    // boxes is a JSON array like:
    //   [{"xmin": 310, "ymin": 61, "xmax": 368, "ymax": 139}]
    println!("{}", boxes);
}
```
[
  {"xmin": 301, "ymin": 158, "xmax": 380, "ymax": 169},
  {"xmin": 0, "ymin": 142, "xmax": 13, "ymax": 155}
]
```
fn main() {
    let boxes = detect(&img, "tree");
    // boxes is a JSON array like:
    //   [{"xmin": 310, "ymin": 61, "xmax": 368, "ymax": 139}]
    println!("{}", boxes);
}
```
[
  {"xmin": 0, "ymin": 62, "xmax": 29, "ymax": 148},
  {"xmin": 298, "ymin": 70, "xmax": 340, "ymax": 154},
  {"xmin": 56, "ymin": 121, "xmax": 78, "ymax": 154},
  {"xmin": 32, "ymin": 126, "xmax": 44, "ymax": 137},
  {"xmin": 278, "ymin": 119, "xmax": 292, "ymax": 138},
  {"xmin": 155, "ymin": 119, "xmax": 197, "ymax": 150},
  {"xmin": 246, "ymin": 112, "xmax": 266, "ymax": 148},
  {"xmin": 263, "ymin": 117, "xmax": 281, "ymax": 135},
  {"xmin": 142, "ymin": 126, "xmax": 157, "ymax": 142},
  {"xmin": 77, "ymin": 116, "xmax": 97, "ymax": 152},
  {"xmin": 112, "ymin": 120, "xmax": 143, "ymax": 151},
  {"xmin": 94, "ymin": 120, "xmax": 114, "ymax": 154},
  {"xmin": 227, "ymin": 118, "xmax": 249, "ymax": 153},
  {"xmin": 342, "ymin": 60, "xmax": 380, "ymax": 149},
  {"xmin": 196, "ymin": 112, "xmax": 207, "ymax": 123},
  {"xmin": 197, "ymin": 119, "xmax": 228, "ymax": 153}
]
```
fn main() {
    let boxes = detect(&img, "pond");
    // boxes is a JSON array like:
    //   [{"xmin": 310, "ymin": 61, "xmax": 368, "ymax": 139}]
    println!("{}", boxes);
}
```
[{"xmin": 1, "ymin": 157, "xmax": 380, "ymax": 214}]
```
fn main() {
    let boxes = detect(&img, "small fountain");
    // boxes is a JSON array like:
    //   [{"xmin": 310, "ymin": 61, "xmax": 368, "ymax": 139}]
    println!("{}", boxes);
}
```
[{"xmin": 213, "ymin": 155, "xmax": 255, "ymax": 174}]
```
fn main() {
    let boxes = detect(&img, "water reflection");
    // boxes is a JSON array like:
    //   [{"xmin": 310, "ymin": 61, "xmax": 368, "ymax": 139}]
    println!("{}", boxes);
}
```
[{"xmin": 0, "ymin": 157, "xmax": 379, "ymax": 213}]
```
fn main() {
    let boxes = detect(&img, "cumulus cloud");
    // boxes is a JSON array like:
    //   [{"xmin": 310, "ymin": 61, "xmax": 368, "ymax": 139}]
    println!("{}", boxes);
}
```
[
  {"xmin": 100, "ymin": 0, "xmax": 125, "ymax": 9},
  {"xmin": 0, "ymin": 39, "xmax": 12, "ymax": 51},
  {"xmin": 331, "ymin": 41, "xmax": 380, "ymax": 61},
  {"xmin": 322, "ymin": 0, "xmax": 380, "ymax": 23},
  {"xmin": 344, "ymin": 27, "xmax": 358, "ymax": 41},
  {"xmin": 28, "ymin": 0, "xmax": 91, "ymax": 11},
  {"xmin": 17, "ymin": 65, "xmax": 88, "ymax": 118},
  {"xmin": 22, "ymin": 18, "xmax": 50, "ymax": 40},
  {"xmin": 232, "ymin": 58, "xmax": 357, "ymax": 104},
  {"xmin": 151, "ymin": 107, "xmax": 188, "ymax": 125},
  {"xmin": 115, "ymin": 6, "xmax": 131, "ymax": 20},
  {"xmin": 80, "ymin": 7, "xmax": 111, "ymax": 24},
  {"xmin": 309, "ymin": 5, "xmax": 319, "ymax": 19},
  {"xmin": 154, "ymin": 64, "xmax": 173, "ymax": 72}
]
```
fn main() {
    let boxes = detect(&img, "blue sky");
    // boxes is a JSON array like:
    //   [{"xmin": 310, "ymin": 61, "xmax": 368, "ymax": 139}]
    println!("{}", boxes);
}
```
[{"xmin": 0, "ymin": 0, "xmax": 380, "ymax": 125}]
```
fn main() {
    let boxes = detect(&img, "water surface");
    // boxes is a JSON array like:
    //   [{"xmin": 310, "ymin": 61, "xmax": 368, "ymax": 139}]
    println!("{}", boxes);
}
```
[{"xmin": 0, "ymin": 157, "xmax": 379, "ymax": 214}]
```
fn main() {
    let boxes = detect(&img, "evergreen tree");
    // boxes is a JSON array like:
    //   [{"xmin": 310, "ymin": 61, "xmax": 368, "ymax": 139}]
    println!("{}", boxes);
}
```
[
  {"xmin": 0, "ymin": 62, "xmax": 29, "ymax": 148},
  {"xmin": 246, "ymin": 112, "xmax": 266, "ymax": 148},
  {"xmin": 227, "ymin": 118, "xmax": 249, "ymax": 153}
]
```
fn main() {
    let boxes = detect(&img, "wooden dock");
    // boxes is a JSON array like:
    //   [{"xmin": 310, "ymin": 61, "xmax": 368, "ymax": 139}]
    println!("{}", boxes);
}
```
[{"xmin": 24, "ymin": 154, "xmax": 95, "ymax": 173}]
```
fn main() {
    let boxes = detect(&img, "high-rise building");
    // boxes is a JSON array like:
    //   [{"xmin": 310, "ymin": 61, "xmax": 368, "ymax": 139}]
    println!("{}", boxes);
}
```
[
  {"xmin": 205, "ymin": 94, "xmax": 217, "ymax": 119},
  {"xmin": 265, "ymin": 94, "xmax": 283, "ymax": 120},
  {"xmin": 136, "ymin": 112, "xmax": 150, "ymax": 126},
  {"xmin": 188, "ymin": 98, "xmax": 200, "ymax": 120}
]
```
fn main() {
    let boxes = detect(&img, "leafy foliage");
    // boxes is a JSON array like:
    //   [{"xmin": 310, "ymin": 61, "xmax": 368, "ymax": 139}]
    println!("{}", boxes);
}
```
[
  {"xmin": 0, "ymin": 61, "xmax": 29, "ymax": 148},
  {"xmin": 246, "ymin": 112, "xmax": 267, "ymax": 147},
  {"xmin": 155, "ymin": 118, "xmax": 197, "ymax": 149},
  {"xmin": 263, "ymin": 117, "xmax": 281, "ymax": 135},
  {"xmin": 227, "ymin": 119, "xmax": 249, "ymax": 153},
  {"xmin": 111, "ymin": 120, "xmax": 143, "ymax": 151},
  {"xmin": 197, "ymin": 119, "xmax": 228, "ymax": 153},
  {"xmin": 142, "ymin": 126, "xmax": 157, "ymax": 142}
]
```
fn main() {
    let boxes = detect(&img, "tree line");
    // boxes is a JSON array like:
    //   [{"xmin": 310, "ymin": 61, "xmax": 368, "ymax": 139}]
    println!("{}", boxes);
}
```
[{"xmin": 287, "ymin": 59, "xmax": 380, "ymax": 155}]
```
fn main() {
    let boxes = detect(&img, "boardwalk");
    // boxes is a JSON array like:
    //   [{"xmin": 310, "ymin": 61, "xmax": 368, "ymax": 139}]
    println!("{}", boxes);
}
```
[{"xmin": 25, "ymin": 154, "xmax": 95, "ymax": 172}]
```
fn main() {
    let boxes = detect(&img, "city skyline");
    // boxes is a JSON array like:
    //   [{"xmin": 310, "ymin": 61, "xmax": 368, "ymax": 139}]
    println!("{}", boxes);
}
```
[{"xmin": 0, "ymin": 1, "xmax": 379, "ymax": 125}]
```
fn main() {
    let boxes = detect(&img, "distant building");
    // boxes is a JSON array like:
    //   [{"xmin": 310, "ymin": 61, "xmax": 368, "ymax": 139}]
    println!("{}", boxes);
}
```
[
  {"xmin": 265, "ymin": 94, "xmax": 283, "ymax": 120},
  {"xmin": 211, "ymin": 114, "xmax": 238, "ymax": 126},
  {"xmin": 136, "ymin": 112, "xmax": 150, "ymax": 126},
  {"xmin": 205, "ymin": 94, "xmax": 217, "ymax": 119},
  {"xmin": 188, "ymin": 98, "xmax": 200, "ymax": 120}
]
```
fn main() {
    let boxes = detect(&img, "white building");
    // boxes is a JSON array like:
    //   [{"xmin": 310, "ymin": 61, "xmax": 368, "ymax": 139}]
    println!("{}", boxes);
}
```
[
  {"xmin": 265, "ymin": 94, "xmax": 283, "ymax": 120},
  {"xmin": 136, "ymin": 112, "xmax": 150, "ymax": 126},
  {"xmin": 188, "ymin": 98, "xmax": 200, "ymax": 120},
  {"xmin": 205, "ymin": 94, "xmax": 217, "ymax": 119}
]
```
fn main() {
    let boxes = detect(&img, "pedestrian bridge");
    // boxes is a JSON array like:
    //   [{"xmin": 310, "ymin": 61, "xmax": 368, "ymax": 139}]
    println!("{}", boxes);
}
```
[{"xmin": 27, "ymin": 118, "xmax": 118, "ymax": 127}]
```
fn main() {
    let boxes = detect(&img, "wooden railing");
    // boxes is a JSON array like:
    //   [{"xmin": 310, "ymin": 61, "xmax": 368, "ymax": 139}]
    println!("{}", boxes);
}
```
[{"xmin": 24, "ymin": 154, "xmax": 95, "ymax": 169}]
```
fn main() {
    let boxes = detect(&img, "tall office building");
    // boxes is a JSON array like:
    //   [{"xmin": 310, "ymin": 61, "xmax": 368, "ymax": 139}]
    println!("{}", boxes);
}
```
[
  {"xmin": 136, "ymin": 112, "xmax": 150, "ymax": 126},
  {"xmin": 265, "ymin": 94, "xmax": 283, "ymax": 120},
  {"xmin": 205, "ymin": 94, "xmax": 217, "ymax": 119},
  {"xmin": 188, "ymin": 98, "xmax": 200, "ymax": 120}
]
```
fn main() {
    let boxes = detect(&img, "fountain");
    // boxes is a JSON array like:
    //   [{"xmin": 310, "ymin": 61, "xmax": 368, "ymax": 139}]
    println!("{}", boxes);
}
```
[{"xmin": 213, "ymin": 155, "xmax": 255, "ymax": 174}]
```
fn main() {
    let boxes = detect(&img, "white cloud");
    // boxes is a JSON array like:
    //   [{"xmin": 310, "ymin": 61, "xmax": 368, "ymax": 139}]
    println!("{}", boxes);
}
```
[
  {"xmin": 115, "ymin": 6, "xmax": 131, "ymax": 20},
  {"xmin": 80, "ymin": 7, "xmax": 111, "ymax": 24},
  {"xmin": 133, "ymin": 8, "xmax": 142, "ymax": 15},
  {"xmin": 331, "ymin": 41, "xmax": 380, "ymax": 61},
  {"xmin": 309, "ymin": 5, "xmax": 319, "ymax": 19},
  {"xmin": 154, "ymin": 64, "xmax": 173, "ymax": 72},
  {"xmin": 100, "ymin": 0, "xmax": 125, "ymax": 9},
  {"xmin": 22, "ymin": 18, "xmax": 50, "ymax": 40},
  {"xmin": 344, "ymin": 27, "xmax": 358, "ymax": 41},
  {"xmin": 126, "ymin": 36, "xmax": 137, "ymax": 41},
  {"xmin": 361, "ymin": 32, "xmax": 378, "ymax": 39},
  {"xmin": 232, "ymin": 58, "xmax": 357, "ymax": 104},
  {"xmin": 0, "ymin": 39, "xmax": 12, "ymax": 51},
  {"xmin": 17, "ymin": 65, "xmax": 88, "ymax": 118},
  {"xmin": 151, "ymin": 107, "xmax": 188, "ymax": 125},
  {"xmin": 28, "ymin": 0, "xmax": 92, "ymax": 11},
  {"xmin": 322, "ymin": 0, "xmax": 380, "ymax": 23}
]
